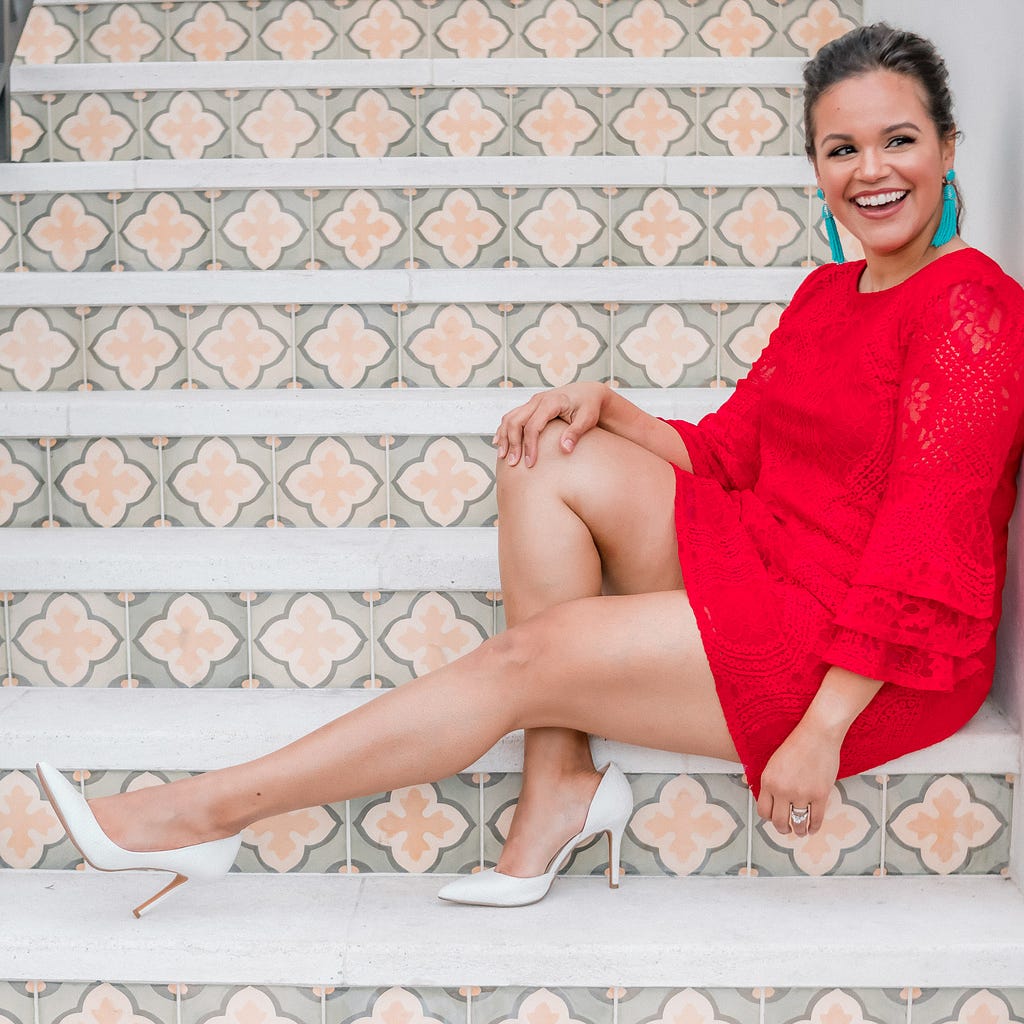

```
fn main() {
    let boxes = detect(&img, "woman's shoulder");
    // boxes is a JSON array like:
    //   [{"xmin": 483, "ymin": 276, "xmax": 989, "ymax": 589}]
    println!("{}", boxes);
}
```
[{"xmin": 915, "ymin": 248, "xmax": 1024, "ymax": 327}]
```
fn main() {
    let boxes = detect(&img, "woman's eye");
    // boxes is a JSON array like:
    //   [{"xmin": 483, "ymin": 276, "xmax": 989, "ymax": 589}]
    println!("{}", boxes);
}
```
[
  {"xmin": 828, "ymin": 144, "xmax": 855, "ymax": 157},
  {"xmin": 887, "ymin": 135, "xmax": 915, "ymax": 147}
]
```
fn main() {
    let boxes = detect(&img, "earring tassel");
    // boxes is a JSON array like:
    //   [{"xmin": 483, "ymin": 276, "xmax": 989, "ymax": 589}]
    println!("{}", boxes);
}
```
[
  {"xmin": 931, "ymin": 169, "xmax": 957, "ymax": 247},
  {"xmin": 818, "ymin": 189, "xmax": 845, "ymax": 264}
]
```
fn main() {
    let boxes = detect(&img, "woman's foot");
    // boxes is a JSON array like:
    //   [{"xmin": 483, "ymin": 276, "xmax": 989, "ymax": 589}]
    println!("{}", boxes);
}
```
[
  {"xmin": 495, "ymin": 766, "xmax": 604, "ymax": 877},
  {"xmin": 87, "ymin": 776, "xmax": 236, "ymax": 854}
]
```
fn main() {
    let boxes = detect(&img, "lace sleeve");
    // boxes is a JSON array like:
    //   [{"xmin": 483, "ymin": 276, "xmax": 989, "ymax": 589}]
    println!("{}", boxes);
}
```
[
  {"xmin": 660, "ymin": 322, "xmax": 783, "ymax": 491},
  {"xmin": 822, "ymin": 277, "xmax": 1024, "ymax": 690}
]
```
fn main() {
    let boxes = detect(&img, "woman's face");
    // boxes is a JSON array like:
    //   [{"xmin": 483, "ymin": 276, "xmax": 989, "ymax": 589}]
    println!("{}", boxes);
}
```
[{"xmin": 811, "ymin": 69, "xmax": 955, "ymax": 264}]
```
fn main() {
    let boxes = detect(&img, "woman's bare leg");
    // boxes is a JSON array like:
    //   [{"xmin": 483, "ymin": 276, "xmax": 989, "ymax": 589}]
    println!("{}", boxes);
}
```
[
  {"xmin": 494, "ymin": 423, "xmax": 684, "ymax": 875},
  {"xmin": 90, "ymin": 590, "xmax": 737, "ymax": 854}
]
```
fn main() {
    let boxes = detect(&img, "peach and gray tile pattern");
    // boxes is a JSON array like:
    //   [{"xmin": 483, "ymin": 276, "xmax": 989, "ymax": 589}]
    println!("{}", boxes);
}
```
[
  {"xmin": 14, "ymin": 0, "xmax": 865, "ymax": 66},
  {"xmin": 0, "ymin": 186, "xmax": 826, "ymax": 271},
  {"xmin": 0, "ymin": 301, "xmax": 786, "ymax": 392},
  {"xmin": 0, "ymin": 765, "xmax": 1012, "ymax": 876}
]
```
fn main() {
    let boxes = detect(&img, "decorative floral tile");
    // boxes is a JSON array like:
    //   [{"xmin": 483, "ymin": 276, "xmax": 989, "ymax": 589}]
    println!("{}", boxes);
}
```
[
  {"xmin": 115, "ymin": 189, "xmax": 210, "ymax": 272},
  {"xmin": 295, "ymin": 303, "xmax": 399, "ymax": 388},
  {"xmin": 170, "ymin": 2, "xmax": 253, "ymax": 62},
  {"xmin": 513, "ymin": 87, "xmax": 604, "ymax": 157},
  {"xmin": 472, "ymin": 986, "xmax": 610, "ymax": 1024},
  {"xmin": 324, "ymin": 87, "xmax": 418, "ymax": 159},
  {"xmin": 374, "ymin": 590, "xmax": 490, "ymax": 689},
  {"xmin": 51, "ymin": 437, "xmax": 160, "ymax": 528},
  {"xmin": 517, "ymin": 0, "xmax": 604, "ymax": 58},
  {"xmin": 781, "ymin": 0, "xmax": 861, "ymax": 59},
  {"xmin": 0, "ymin": 766, "xmax": 75, "ymax": 868},
  {"xmin": 189, "ymin": 305, "xmax": 294, "ymax": 388},
  {"xmin": 10, "ymin": 591, "xmax": 125, "ymax": 688},
  {"xmin": 911, "ymin": 989, "xmax": 1024, "ymax": 1024},
  {"xmin": 162, "ymin": 436, "xmax": 272, "ymax": 527},
  {"xmin": 699, "ymin": 87, "xmax": 795, "ymax": 157},
  {"xmin": 349, "ymin": 774, "xmax": 479, "ymax": 873},
  {"xmin": 692, "ymin": 0, "xmax": 775, "ymax": 58},
  {"xmin": 411, "ymin": 187, "xmax": 508, "ymax": 271},
  {"xmin": 604, "ymin": 87, "xmax": 697, "ymax": 157},
  {"xmin": 711, "ymin": 187, "xmax": 808, "ymax": 268},
  {"xmin": 85, "ymin": 305, "xmax": 189, "ymax": 390},
  {"xmin": 51, "ymin": 91, "xmax": 139, "ymax": 163},
  {"xmin": 505, "ymin": 301, "xmax": 610, "ymax": 387},
  {"xmin": 402, "ymin": 303, "xmax": 503, "ymax": 387},
  {"xmin": 420, "ymin": 87, "xmax": 511, "ymax": 158},
  {"xmin": 21, "ymin": 191, "xmax": 116, "ymax": 273},
  {"xmin": 765, "ymin": 987, "xmax": 906, "ymax": 1024},
  {"xmin": 212, "ymin": 189, "xmax": 306, "ymax": 271},
  {"xmin": 0, "ymin": 195, "xmax": 20, "ymax": 269},
  {"xmin": 612, "ymin": 301, "xmax": 718, "ymax": 388},
  {"xmin": 139, "ymin": 90, "xmax": 231, "ymax": 161},
  {"xmin": 751, "ymin": 775, "xmax": 881, "ymax": 877},
  {"xmin": 232, "ymin": 88, "xmax": 322, "ymax": 160},
  {"xmin": 511, "ymin": 187, "xmax": 607, "ymax": 269},
  {"xmin": 326, "ymin": 987, "xmax": 466, "ymax": 1024},
  {"xmin": 609, "ymin": 188, "xmax": 708, "ymax": 269},
  {"xmin": 250, "ymin": 590, "xmax": 372, "ymax": 688},
  {"xmin": 0, "ymin": 439, "xmax": 47, "ymax": 527},
  {"xmin": 274, "ymin": 436, "xmax": 386, "ymax": 528},
  {"xmin": 0, "ymin": 982, "xmax": 34, "ymax": 1024},
  {"xmin": 315, "ymin": 187, "xmax": 409, "ymax": 270},
  {"xmin": 174, "ymin": 983, "xmax": 323, "ymax": 1024},
  {"xmin": 14, "ymin": 4, "xmax": 78, "ymax": 64},
  {"xmin": 130, "ymin": 591, "xmax": 248, "ymax": 688},
  {"xmin": 885, "ymin": 773, "xmax": 1011, "ymax": 876},
  {"xmin": 615, "ymin": 987, "xmax": 759, "ymax": 1024},
  {"xmin": 605, "ymin": 2, "xmax": 692, "ymax": 60},
  {"xmin": 719, "ymin": 301, "xmax": 785, "ymax": 384},
  {"xmin": 390, "ymin": 435, "xmax": 496, "ymax": 528}
]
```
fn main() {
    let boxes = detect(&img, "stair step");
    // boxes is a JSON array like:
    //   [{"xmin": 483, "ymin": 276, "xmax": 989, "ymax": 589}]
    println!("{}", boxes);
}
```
[
  {"xmin": 12, "ymin": 57, "xmax": 809, "ymax": 92},
  {"xmin": 0, "ymin": 388, "xmax": 722, "ymax": 437},
  {"xmin": 0, "ymin": 527, "xmax": 498, "ymax": 590},
  {"xmin": 2, "ymin": 688, "xmax": 1016, "ymax": 777},
  {"xmin": 0, "ymin": 268, "xmax": 810, "ymax": 306},
  {"xmin": 4, "ymin": 871, "xmax": 1023, "ymax": 986},
  {"xmin": 0, "ymin": 155, "xmax": 816, "ymax": 191}
]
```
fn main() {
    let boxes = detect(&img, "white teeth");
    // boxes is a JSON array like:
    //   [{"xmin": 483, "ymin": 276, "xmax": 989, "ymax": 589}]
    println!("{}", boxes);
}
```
[{"xmin": 853, "ymin": 190, "xmax": 907, "ymax": 208}]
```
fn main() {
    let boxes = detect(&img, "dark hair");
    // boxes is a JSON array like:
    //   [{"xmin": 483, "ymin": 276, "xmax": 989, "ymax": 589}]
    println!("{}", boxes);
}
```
[{"xmin": 802, "ymin": 23, "xmax": 963, "ymax": 228}]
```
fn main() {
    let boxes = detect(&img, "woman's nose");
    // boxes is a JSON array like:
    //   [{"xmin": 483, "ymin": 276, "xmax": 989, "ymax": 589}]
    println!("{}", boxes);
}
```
[{"xmin": 857, "ymin": 147, "xmax": 889, "ymax": 181}]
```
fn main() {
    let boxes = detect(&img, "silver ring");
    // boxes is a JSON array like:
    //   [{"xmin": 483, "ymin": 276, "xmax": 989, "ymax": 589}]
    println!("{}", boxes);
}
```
[{"xmin": 789, "ymin": 805, "xmax": 810, "ymax": 825}]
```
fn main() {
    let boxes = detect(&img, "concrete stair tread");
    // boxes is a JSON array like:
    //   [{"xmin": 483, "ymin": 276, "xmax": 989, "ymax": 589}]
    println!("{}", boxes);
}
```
[
  {"xmin": 0, "ymin": 387, "xmax": 724, "ymax": 437},
  {"xmin": 4, "ymin": 688, "xmax": 1015, "ymax": 776},
  {"xmin": 3, "ymin": 870, "xmax": 1023, "ymax": 987},
  {"xmin": 12, "ymin": 57, "xmax": 809, "ymax": 92}
]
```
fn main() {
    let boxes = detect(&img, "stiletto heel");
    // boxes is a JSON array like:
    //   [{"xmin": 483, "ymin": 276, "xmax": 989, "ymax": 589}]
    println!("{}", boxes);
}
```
[
  {"xmin": 36, "ymin": 762, "xmax": 242, "ymax": 919},
  {"xmin": 133, "ymin": 873, "xmax": 189, "ymax": 919},
  {"xmin": 437, "ymin": 762, "xmax": 633, "ymax": 907}
]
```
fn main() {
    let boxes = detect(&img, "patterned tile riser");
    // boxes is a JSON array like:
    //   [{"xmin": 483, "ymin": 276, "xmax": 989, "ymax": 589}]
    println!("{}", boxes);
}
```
[
  {"xmin": 12, "ymin": 86, "xmax": 808, "ymax": 162},
  {"xmin": 0, "ymin": 301, "xmax": 788, "ymax": 393},
  {"xmin": 0, "ymin": 187, "xmax": 835, "ymax": 272},
  {"xmin": 14, "ymin": 0, "xmax": 865, "ymax": 65},
  {"xmin": 3, "ymin": 987, "xmax": 1024, "ymax": 1024},
  {"xmin": 0, "ymin": 766, "xmax": 1012, "ymax": 876}
]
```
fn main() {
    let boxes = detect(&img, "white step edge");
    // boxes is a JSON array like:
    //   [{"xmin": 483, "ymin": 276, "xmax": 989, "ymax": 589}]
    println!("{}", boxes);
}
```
[
  {"xmin": 0, "ymin": 387, "xmax": 726, "ymax": 438},
  {"xmin": 0, "ymin": 268, "xmax": 812, "ymax": 306},
  {"xmin": 12, "ymin": 57, "xmax": 808, "ymax": 92},
  {"xmin": 0, "ymin": 155, "xmax": 815, "ymax": 192},
  {"xmin": 1, "ymin": 687, "xmax": 1015, "ymax": 777},
  {"xmin": 0, "ymin": 527, "xmax": 499, "ymax": 591},
  {"xmin": 3, "ymin": 872, "xmax": 1023, "ymax": 987}
]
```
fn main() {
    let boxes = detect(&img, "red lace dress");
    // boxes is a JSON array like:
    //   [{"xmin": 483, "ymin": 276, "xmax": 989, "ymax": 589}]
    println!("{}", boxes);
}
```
[{"xmin": 663, "ymin": 248, "xmax": 1024, "ymax": 797}]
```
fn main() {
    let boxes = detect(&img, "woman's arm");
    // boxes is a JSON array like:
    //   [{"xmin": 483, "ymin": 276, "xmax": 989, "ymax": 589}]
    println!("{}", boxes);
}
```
[
  {"xmin": 756, "ymin": 666, "xmax": 883, "ymax": 835},
  {"xmin": 494, "ymin": 382, "xmax": 693, "ymax": 471}
]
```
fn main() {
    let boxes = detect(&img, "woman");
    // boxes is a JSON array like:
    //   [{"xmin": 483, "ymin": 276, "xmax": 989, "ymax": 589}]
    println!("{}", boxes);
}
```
[{"xmin": 37, "ymin": 23, "xmax": 1024, "ymax": 916}]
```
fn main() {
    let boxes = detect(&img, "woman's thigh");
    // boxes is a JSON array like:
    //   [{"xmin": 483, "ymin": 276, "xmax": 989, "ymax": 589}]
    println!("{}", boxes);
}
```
[
  {"xmin": 497, "ymin": 422, "xmax": 684, "ymax": 595},
  {"xmin": 503, "ymin": 589, "xmax": 739, "ymax": 764}
]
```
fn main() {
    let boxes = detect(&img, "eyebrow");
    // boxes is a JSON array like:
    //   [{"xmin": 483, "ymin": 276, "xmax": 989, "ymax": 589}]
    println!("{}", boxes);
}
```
[{"xmin": 821, "ymin": 122, "xmax": 922, "ymax": 145}]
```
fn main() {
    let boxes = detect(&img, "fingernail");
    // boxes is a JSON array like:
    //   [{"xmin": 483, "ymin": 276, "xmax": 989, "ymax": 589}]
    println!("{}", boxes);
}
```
[{"xmin": 562, "ymin": 438, "xmax": 574, "ymax": 452}]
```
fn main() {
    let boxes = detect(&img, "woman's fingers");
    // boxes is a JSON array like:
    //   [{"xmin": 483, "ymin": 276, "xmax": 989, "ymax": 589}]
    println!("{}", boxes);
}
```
[{"xmin": 756, "ymin": 788, "xmax": 823, "ymax": 837}]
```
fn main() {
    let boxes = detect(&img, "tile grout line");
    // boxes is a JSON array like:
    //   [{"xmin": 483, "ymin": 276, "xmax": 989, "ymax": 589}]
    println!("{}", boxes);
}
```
[
  {"xmin": 184, "ymin": 306, "xmax": 193, "ymax": 387},
  {"xmin": 368, "ymin": 592, "xmax": 376, "ymax": 687},
  {"xmin": 746, "ymin": 787, "xmax": 754, "ymax": 874},
  {"xmin": 879, "ymin": 774, "xmax": 889, "ymax": 874},
  {"xmin": 270, "ymin": 436, "xmax": 279, "ymax": 525},
  {"xmin": 43, "ymin": 438, "xmax": 53, "ymax": 525},
  {"xmin": 156, "ymin": 438, "xmax": 166, "ymax": 524},
  {"xmin": 345, "ymin": 798, "xmax": 352, "ymax": 872},
  {"xmin": 3, "ymin": 593, "xmax": 14, "ymax": 685},
  {"xmin": 123, "ymin": 591, "xmax": 132, "ymax": 686},
  {"xmin": 290, "ymin": 305, "xmax": 298, "ymax": 385},
  {"xmin": 77, "ymin": 306, "xmax": 89, "ymax": 390},
  {"xmin": 245, "ymin": 592, "xmax": 253, "ymax": 686},
  {"xmin": 14, "ymin": 194, "xmax": 24, "ymax": 270},
  {"xmin": 905, "ymin": 984, "xmax": 914, "ymax": 1024},
  {"xmin": 477, "ymin": 773, "xmax": 485, "ymax": 869}
]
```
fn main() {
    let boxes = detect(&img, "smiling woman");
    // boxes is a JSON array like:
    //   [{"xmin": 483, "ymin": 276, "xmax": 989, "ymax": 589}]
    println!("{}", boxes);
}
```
[{"xmin": 34, "ymin": 23, "xmax": 1024, "ymax": 918}]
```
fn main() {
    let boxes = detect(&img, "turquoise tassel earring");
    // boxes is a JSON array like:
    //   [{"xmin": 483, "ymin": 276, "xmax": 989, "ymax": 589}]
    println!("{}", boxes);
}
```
[
  {"xmin": 817, "ymin": 188, "xmax": 845, "ymax": 264},
  {"xmin": 931, "ymin": 169, "xmax": 957, "ymax": 247}
]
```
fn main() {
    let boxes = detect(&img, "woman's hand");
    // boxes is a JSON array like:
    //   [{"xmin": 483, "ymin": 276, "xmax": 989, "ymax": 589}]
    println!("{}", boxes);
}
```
[
  {"xmin": 755, "ymin": 719, "xmax": 842, "ymax": 836},
  {"xmin": 494, "ymin": 382, "xmax": 608, "ymax": 468}
]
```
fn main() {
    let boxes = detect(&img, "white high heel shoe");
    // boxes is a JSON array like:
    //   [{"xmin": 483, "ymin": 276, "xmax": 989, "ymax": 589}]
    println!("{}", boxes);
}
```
[
  {"xmin": 36, "ymin": 762, "xmax": 242, "ymax": 919},
  {"xmin": 437, "ymin": 762, "xmax": 633, "ymax": 907}
]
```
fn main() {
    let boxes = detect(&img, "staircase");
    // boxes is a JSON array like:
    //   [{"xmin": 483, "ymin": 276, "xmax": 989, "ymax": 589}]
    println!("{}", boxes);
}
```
[{"xmin": 2, "ymin": 0, "xmax": 1024, "ymax": 1017}]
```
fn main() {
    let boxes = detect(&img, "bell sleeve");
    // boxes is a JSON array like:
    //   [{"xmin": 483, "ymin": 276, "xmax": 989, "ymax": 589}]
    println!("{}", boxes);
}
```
[
  {"xmin": 660, "ymin": 313, "xmax": 786, "ymax": 492},
  {"xmin": 821, "ymin": 277, "xmax": 1024, "ymax": 691}
]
